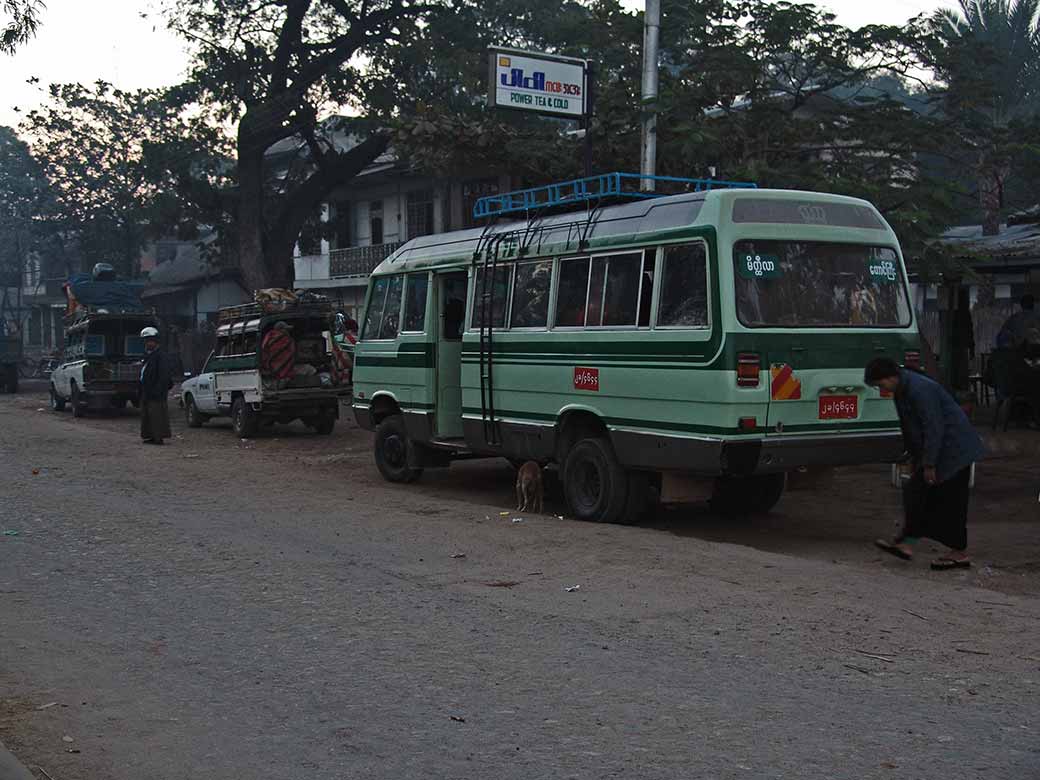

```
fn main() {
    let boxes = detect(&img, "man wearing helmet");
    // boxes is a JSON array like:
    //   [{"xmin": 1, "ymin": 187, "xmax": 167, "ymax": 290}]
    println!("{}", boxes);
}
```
[{"xmin": 139, "ymin": 326, "xmax": 172, "ymax": 445}]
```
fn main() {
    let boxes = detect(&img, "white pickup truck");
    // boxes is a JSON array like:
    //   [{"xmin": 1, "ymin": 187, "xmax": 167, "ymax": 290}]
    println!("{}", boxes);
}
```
[
  {"xmin": 179, "ymin": 301, "xmax": 350, "ymax": 438},
  {"xmin": 50, "ymin": 312, "xmax": 158, "ymax": 417}
]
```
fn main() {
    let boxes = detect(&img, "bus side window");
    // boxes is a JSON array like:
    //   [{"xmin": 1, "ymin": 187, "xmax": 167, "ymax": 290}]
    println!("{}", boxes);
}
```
[
  {"xmin": 555, "ymin": 257, "xmax": 590, "ymax": 327},
  {"xmin": 510, "ymin": 260, "xmax": 552, "ymax": 328},
  {"xmin": 472, "ymin": 265, "xmax": 510, "ymax": 329},
  {"xmin": 590, "ymin": 253, "xmax": 642, "ymax": 327},
  {"xmin": 657, "ymin": 243, "xmax": 709, "ymax": 328},
  {"xmin": 402, "ymin": 273, "xmax": 429, "ymax": 333},
  {"xmin": 638, "ymin": 249, "xmax": 656, "ymax": 327},
  {"xmin": 378, "ymin": 275, "xmax": 404, "ymax": 340},
  {"xmin": 363, "ymin": 277, "xmax": 390, "ymax": 339}
]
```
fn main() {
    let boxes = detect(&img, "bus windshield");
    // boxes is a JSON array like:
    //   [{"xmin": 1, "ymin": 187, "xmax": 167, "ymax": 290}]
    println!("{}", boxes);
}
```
[{"xmin": 733, "ymin": 240, "xmax": 912, "ymax": 328}]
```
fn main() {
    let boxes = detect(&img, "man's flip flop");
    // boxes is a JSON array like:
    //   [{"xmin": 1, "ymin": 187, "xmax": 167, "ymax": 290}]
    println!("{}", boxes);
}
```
[
  {"xmin": 931, "ymin": 557, "xmax": 971, "ymax": 570},
  {"xmin": 875, "ymin": 539, "xmax": 913, "ymax": 560}
]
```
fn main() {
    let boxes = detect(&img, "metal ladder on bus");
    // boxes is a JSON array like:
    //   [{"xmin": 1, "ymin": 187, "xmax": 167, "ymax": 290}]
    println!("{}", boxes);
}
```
[{"xmin": 477, "ymin": 235, "xmax": 503, "ymax": 447}]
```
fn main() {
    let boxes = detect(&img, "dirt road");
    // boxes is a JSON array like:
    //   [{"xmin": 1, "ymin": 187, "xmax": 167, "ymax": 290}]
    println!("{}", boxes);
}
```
[{"xmin": 1, "ymin": 387, "xmax": 1038, "ymax": 779}]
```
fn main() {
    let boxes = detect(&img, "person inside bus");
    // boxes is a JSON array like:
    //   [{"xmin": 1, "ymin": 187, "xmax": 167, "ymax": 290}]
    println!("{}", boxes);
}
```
[{"xmin": 865, "ymin": 357, "xmax": 984, "ymax": 570}]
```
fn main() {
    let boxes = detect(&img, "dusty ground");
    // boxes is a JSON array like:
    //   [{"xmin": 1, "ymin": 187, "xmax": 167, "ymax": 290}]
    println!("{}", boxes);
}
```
[{"xmin": 1, "ymin": 384, "xmax": 1038, "ymax": 780}]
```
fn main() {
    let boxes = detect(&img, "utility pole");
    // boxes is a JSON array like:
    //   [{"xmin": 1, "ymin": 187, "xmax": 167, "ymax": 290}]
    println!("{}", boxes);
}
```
[{"xmin": 639, "ymin": 0, "xmax": 660, "ymax": 192}]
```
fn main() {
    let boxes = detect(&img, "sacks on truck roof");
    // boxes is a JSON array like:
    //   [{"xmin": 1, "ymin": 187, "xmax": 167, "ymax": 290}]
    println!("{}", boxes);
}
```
[
  {"xmin": 254, "ymin": 288, "xmax": 298, "ymax": 305},
  {"xmin": 64, "ymin": 273, "xmax": 147, "ymax": 317}
]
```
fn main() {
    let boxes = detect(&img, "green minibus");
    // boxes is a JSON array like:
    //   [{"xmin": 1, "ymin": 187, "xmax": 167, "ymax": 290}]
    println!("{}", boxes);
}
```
[{"xmin": 352, "ymin": 175, "xmax": 920, "ymax": 523}]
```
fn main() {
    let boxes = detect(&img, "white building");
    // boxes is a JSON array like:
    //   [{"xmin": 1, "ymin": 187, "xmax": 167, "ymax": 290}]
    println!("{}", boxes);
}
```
[{"xmin": 291, "ymin": 144, "xmax": 508, "ymax": 321}]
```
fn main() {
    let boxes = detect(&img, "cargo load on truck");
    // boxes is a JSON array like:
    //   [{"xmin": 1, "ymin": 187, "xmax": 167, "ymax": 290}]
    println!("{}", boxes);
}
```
[
  {"xmin": 178, "ymin": 289, "xmax": 350, "ymax": 438},
  {"xmin": 49, "ymin": 264, "xmax": 159, "ymax": 416}
]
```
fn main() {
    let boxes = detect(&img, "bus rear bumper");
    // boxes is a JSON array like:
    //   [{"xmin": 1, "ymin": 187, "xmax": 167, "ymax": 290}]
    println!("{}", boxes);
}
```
[
  {"xmin": 729, "ymin": 430, "xmax": 903, "ymax": 475},
  {"xmin": 614, "ymin": 428, "xmax": 902, "ymax": 476}
]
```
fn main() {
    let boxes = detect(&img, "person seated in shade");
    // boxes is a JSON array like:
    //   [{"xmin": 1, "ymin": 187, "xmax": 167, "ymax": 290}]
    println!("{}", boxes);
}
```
[{"xmin": 997, "ymin": 294, "xmax": 1039, "ymax": 349}]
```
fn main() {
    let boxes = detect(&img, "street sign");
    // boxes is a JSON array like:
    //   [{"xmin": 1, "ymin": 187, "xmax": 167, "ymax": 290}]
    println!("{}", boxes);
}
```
[{"xmin": 487, "ymin": 47, "xmax": 589, "ymax": 119}]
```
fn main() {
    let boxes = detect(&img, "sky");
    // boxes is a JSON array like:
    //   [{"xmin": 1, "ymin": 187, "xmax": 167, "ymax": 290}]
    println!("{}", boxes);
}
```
[{"xmin": 0, "ymin": 0, "xmax": 954, "ymax": 131}]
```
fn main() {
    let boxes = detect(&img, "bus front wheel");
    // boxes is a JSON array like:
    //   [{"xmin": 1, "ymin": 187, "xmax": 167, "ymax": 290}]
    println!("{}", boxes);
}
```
[
  {"xmin": 374, "ymin": 414, "xmax": 422, "ymax": 483},
  {"xmin": 563, "ymin": 437, "xmax": 630, "ymax": 524},
  {"xmin": 710, "ymin": 473, "xmax": 786, "ymax": 516}
]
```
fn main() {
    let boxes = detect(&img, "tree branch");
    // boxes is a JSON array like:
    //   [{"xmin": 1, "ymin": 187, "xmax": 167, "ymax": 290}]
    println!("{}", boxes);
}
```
[{"xmin": 271, "ymin": 0, "xmax": 313, "ymax": 91}]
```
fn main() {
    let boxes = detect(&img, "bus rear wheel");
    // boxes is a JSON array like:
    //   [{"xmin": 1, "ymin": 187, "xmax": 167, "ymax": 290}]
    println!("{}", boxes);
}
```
[
  {"xmin": 374, "ymin": 414, "xmax": 422, "ymax": 483},
  {"xmin": 563, "ymin": 437, "xmax": 630, "ymax": 524},
  {"xmin": 710, "ymin": 473, "xmax": 786, "ymax": 516}
]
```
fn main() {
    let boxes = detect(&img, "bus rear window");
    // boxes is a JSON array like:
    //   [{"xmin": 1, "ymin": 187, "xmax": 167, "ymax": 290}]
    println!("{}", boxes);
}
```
[{"xmin": 733, "ymin": 241, "xmax": 911, "ymax": 328}]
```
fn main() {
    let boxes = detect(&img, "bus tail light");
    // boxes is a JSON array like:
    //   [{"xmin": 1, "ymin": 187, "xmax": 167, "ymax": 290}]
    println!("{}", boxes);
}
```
[
  {"xmin": 739, "ymin": 417, "xmax": 757, "ymax": 432},
  {"xmin": 904, "ymin": 351, "xmax": 921, "ymax": 370},
  {"xmin": 737, "ymin": 353, "xmax": 761, "ymax": 387}
]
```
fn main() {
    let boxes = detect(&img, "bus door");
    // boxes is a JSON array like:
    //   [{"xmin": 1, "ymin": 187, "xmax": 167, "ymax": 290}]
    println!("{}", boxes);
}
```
[{"xmin": 434, "ymin": 271, "xmax": 467, "ymax": 438}]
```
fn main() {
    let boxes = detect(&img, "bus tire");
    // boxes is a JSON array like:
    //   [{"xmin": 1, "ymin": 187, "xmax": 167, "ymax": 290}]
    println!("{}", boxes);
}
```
[
  {"xmin": 710, "ymin": 473, "xmax": 786, "ymax": 516},
  {"xmin": 563, "ymin": 437, "xmax": 629, "ymax": 523},
  {"xmin": 374, "ymin": 414, "xmax": 422, "ymax": 484}
]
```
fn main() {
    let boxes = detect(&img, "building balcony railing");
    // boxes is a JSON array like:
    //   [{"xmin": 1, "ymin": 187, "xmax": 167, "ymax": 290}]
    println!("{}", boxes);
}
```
[
  {"xmin": 329, "ymin": 242, "xmax": 403, "ymax": 278},
  {"xmin": 22, "ymin": 278, "xmax": 66, "ymax": 300}
]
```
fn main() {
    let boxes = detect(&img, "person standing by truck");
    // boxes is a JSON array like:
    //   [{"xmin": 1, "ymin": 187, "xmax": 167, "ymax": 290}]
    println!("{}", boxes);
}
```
[
  {"xmin": 139, "ymin": 326, "xmax": 172, "ymax": 445},
  {"xmin": 865, "ymin": 357, "xmax": 984, "ymax": 570}
]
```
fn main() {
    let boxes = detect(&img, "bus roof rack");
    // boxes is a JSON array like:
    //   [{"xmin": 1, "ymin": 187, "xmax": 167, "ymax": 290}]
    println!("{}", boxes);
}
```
[{"xmin": 472, "ymin": 172, "xmax": 757, "ymax": 221}]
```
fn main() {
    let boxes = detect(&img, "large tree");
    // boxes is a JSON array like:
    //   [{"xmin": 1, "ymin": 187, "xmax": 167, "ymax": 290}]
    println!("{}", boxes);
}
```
[
  {"xmin": 21, "ymin": 81, "xmax": 230, "ymax": 277},
  {"xmin": 0, "ymin": 126, "xmax": 46, "ymax": 296},
  {"xmin": 928, "ymin": 0, "xmax": 1040, "ymax": 234},
  {"xmin": 1, "ymin": 0, "xmax": 44, "ymax": 54},
  {"xmin": 162, "ymin": 0, "xmax": 433, "ymax": 290},
  {"xmin": 391, "ymin": 0, "xmax": 956, "ymax": 259}
]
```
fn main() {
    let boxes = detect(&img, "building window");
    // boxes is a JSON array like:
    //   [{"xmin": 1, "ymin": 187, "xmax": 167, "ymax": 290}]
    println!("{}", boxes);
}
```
[
  {"xmin": 462, "ymin": 179, "xmax": 499, "ymax": 229},
  {"xmin": 331, "ymin": 200, "xmax": 351, "ymax": 249},
  {"xmin": 298, "ymin": 212, "xmax": 323, "ymax": 256},
  {"xmin": 28, "ymin": 308, "xmax": 42, "ymax": 345},
  {"xmin": 370, "ymin": 199, "xmax": 384, "ymax": 246},
  {"xmin": 25, "ymin": 258, "xmax": 40, "ymax": 290},
  {"xmin": 407, "ymin": 189, "xmax": 434, "ymax": 240}
]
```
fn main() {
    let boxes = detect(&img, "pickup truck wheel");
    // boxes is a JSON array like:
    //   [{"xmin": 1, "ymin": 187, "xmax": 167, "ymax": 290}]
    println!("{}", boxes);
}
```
[
  {"xmin": 70, "ymin": 382, "xmax": 85, "ymax": 418},
  {"xmin": 231, "ymin": 397, "xmax": 257, "ymax": 438},
  {"xmin": 562, "ymin": 437, "xmax": 629, "ymax": 523},
  {"xmin": 184, "ymin": 396, "xmax": 206, "ymax": 428},
  {"xmin": 311, "ymin": 412, "xmax": 335, "ymax": 436},
  {"xmin": 710, "ymin": 473, "xmax": 786, "ymax": 516},
  {"xmin": 49, "ymin": 384, "xmax": 66, "ymax": 411},
  {"xmin": 374, "ymin": 414, "xmax": 422, "ymax": 483}
]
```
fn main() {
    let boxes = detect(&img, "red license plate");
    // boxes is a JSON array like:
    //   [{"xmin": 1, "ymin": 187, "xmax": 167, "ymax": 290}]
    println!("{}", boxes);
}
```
[
  {"xmin": 819, "ymin": 395, "xmax": 858, "ymax": 420},
  {"xmin": 573, "ymin": 366, "xmax": 599, "ymax": 391}
]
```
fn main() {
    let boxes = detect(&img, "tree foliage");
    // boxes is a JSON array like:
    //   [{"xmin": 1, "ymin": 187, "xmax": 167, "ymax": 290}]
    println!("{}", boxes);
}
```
[
  {"xmin": 925, "ymin": 0, "xmax": 1040, "ymax": 233},
  {"xmin": 389, "ymin": 0, "xmax": 957, "ymax": 263},
  {"xmin": 161, "ymin": 0, "xmax": 434, "ymax": 289},
  {"xmin": 1, "ymin": 0, "xmax": 44, "ymax": 54},
  {"xmin": 20, "ymin": 82, "xmax": 231, "ymax": 277},
  {"xmin": 0, "ymin": 126, "xmax": 49, "ymax": 289}
]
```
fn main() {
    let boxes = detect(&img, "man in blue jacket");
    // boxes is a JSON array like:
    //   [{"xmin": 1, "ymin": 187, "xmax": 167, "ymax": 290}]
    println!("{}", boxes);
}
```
[{"xmin": 865, "ymin": 357, "xmax": 985, "ymax": 570}]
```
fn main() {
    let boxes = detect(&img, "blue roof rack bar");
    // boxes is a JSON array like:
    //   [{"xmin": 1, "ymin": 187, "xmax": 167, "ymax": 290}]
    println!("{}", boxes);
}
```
[{"xmin": 473, "ymin": 171, "xmax": 757, "ymax": 220}]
